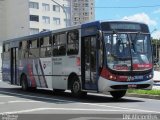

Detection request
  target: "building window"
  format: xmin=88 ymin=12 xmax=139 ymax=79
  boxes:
xmin=53 ymin=17 xmax=60 ymax=25
xmin=42 ymin=16 xmax=50 ymax=24
xmin=42 ymin=3 xmax=50 ymax=11
xmin=30 ymin=15 xmax=39 ymax=22
xmin=85 ymin=3 xmax=89 ymax=7
xmin=30 ymin=28 xmax=39 ymax=35
xmin=84 ymin=12 xmax=89 ymax=16
xmin=29 ymin=2 xmax=39 ymax=9
xmin=53 ymin=5 xmax=60 ymax=12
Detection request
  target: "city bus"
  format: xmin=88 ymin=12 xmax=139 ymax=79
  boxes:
xmin=1 ymin=20 xmax=154 ymax=99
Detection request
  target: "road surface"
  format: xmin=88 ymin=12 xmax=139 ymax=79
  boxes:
xmin=0 ymin=81 xmax=159 ymax=120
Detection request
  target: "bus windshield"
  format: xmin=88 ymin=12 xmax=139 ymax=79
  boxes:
xmin=104 ymin=32 xmax=152 ymax=71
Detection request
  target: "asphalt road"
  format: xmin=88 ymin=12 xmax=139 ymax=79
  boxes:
xmin=0 ymin=80 xmax=160 ymax=120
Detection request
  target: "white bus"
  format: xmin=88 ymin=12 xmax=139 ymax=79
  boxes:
xmin=2 ymin=21 xmax=154 ymax=99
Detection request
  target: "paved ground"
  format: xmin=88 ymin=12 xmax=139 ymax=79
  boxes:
xmin=0 ymin=81 xmax=160 ymax=120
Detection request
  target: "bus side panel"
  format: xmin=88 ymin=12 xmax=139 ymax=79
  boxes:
xmin=32 ymin=59 xmax=41 ymax=87
xmin=19 ymin=58 xmax=52 ymax=89
xmin=19 ymin=59 xmax=36 ymax=88
xmin=39 ymin=58 xmax=52 ymax=89
xmin=52 ymin=56 xmax=68 ymax=90
xmin=2 ymin=57 xmax=11 ymax=82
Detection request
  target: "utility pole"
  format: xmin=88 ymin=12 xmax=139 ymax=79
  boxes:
xmin=151 ymin=28 xmax=157 ymax=59
xmin=51 ymin=0 xmax=67 ymax=27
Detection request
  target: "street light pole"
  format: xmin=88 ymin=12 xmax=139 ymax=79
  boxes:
xmin=156 ymin=38 xmax=158 ymax=59
xmin=151 ymin=28 xmax=158 ymax=59
xmin=51 ymin=0 xmax=67 ymax=27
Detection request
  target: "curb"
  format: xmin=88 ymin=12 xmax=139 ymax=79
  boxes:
xmin=126 ymin=93 xmax=160 ymax=100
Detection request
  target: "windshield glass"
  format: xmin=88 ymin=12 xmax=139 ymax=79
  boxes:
xmin=104 ymin=33 xmax=152 ymax=71
xmin=130 ymin=33 xmax=152 ymax=71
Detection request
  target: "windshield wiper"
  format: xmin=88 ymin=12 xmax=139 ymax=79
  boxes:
xmin=111 ymin=54 xmax=131 ymax=61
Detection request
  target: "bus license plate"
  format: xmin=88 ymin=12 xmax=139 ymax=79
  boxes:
xmin=128 ymin=84 xmax=137 ymax=88
xmin=134 ymin=76 xmax=143 ymax=79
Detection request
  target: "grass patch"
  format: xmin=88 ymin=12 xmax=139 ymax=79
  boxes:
xmin=127 ymin=89 xmax=160 ymax=96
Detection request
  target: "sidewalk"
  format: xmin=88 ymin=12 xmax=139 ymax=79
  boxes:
xmin=153 ymin=70 xmax=160 ymax=83
xmin=153 ymin=70 xmax=160 ymax=90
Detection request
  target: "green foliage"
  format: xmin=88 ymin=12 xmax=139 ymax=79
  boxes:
xmin=127 ymin=89 xmax=160 ymax=95
xmin=152 ymin=39 xmax=160 ymax=45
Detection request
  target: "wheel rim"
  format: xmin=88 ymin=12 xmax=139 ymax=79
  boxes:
xmin=73 ymin=81 xmax=80 ymax=93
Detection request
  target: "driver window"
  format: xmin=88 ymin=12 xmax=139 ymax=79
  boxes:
xmin=116 ymin=34 xmax=130 ymax=57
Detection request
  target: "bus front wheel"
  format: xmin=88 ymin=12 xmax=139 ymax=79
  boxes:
xmin=21 ymin=75 xmax=28 ymax=91
xmin=110 ymin=90 xmax=126 ymax=100
xmin=71 ymin=78 xmax=87 ymax=97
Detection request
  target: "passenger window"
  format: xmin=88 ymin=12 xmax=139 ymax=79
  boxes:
xmin=20 ymin=40 xmax=29 ymax=59
xmin=67 ymin=30 xmax=79 ymax=55
xmin=2 ymin=43 xmax=10 ymax=60
xmin=40 ymin=36 xmax=52 ymax=57
xmin=29 ymin=39 xmax=39 ymax=58
xmin=53 ymin=33 xmax=66 ymax=56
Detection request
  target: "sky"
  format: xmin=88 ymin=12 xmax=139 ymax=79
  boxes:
xmin=95 ymin=0 xmax=160 ymax=39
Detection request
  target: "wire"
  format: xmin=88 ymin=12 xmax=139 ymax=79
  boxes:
xmin=94 ymin=5 xmax=160 ymax=9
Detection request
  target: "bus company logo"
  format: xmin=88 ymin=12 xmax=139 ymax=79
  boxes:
xmin=127 ymin=76 xmax=134 ymax=81
xmin=43 ymin=64 xmax=46 ymax=69
xmin=42 ymin=61 xmax=51 ymax=69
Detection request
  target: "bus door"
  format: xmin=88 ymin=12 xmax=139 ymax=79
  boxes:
xmin=81 ymin=36 xmax=99 ymax=90
xmin=10 ymin=48 xmax=18 ymax=85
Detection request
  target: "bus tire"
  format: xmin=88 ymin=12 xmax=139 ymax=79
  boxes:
xmin=110 ymin=90 xmax=126 ymax=100
xmin=21 ymin=75 xmax=28 ymax=91
xmin=71 ymin=77 xmax=87 ymax=97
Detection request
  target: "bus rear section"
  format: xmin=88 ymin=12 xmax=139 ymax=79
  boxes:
xmin=2 ymin=42 xmax=19 ymax=85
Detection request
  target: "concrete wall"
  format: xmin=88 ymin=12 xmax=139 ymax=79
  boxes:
xmin=0 ymin=0 xmax=6 ymax=45
xmin=4 ymin=0 xmax=30 ymax=40
xmin=0 ymin=0 xmax=30 ymax=69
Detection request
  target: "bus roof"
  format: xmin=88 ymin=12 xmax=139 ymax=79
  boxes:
xmin=3 ymin=25 xmax=81 ymax=44
xmin=3 ymin=20 xmax=149 ymax=44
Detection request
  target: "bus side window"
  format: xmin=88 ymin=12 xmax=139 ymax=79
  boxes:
xmin=53 ymin=35 xmax=59 ymax=56
xmin=29 ymin=39 xmax=39 ymax=58
xmin=2 ymin=43 xmax=10 ymax=60
xmin=53 ymin=33 xmax=66 ymax=56
xmin=40 ymin=36 xmax=52 ymax=58
xmin=3 ymin=45 xmax=5 ymax=53
xmin=67 ymin=30 xmax=79 ymax=55
xmin=19 ymin=42 xmax=22 ymax=59
xmin=20 ymin=40 xmax=28 ymax=59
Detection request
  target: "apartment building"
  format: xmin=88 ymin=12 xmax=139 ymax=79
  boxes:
xmin=0 ymin=0 xmax=71 ymax=42
xmin=29 ymin=0 xmax=71 ymax=34
xmin=71 ymin=0 xmax=95 ymax=25
xmin=0 ymin=0 xmax=95 ymax=69
xmin=0 ymin=0 xmax=95 ymax=42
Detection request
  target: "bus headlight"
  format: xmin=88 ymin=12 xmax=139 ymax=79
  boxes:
xmin=145 ymin=74 xmax=153 ymax=79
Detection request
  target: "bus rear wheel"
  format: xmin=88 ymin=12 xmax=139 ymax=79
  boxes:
xmin=21 ymin=75 xmax=28 ymax=91
xmin=71 ymin=78 xmax=87 ymax=97
xmin=110 ymin=90 xmax=126 ymax=100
